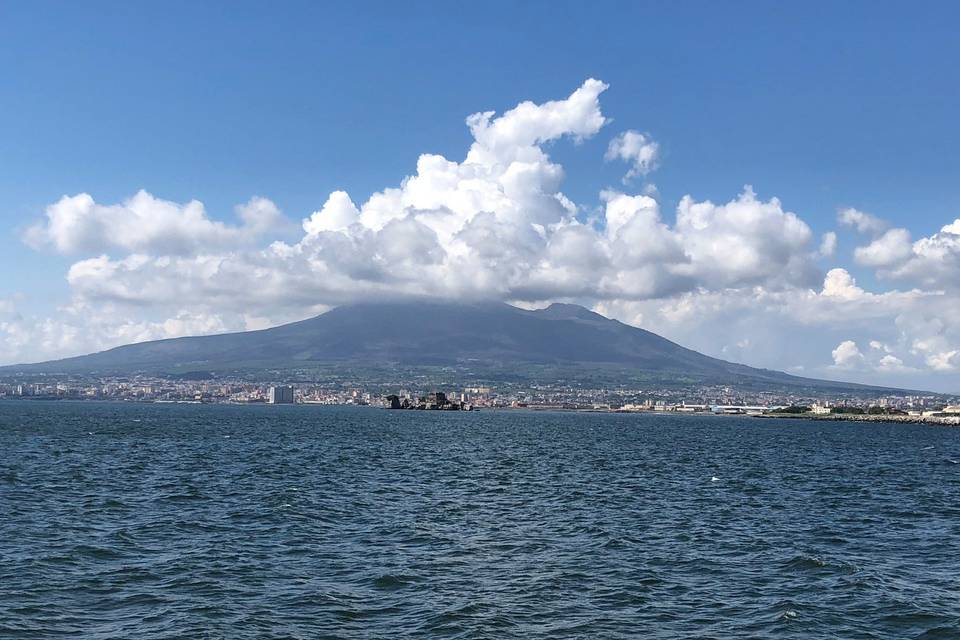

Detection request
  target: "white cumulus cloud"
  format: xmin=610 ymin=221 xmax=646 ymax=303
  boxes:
xmin=819 ymin=231 xmax=838 ymax=257
xmin=24 ymin=191 xmax=286 ymax=256
xmin=37 ymin=81 xmax=824 ymax=315
xmin=838 ymin=207 xmax=888 ymax=236
xmin=832 ymin=340 xmax=865 ymax=369
xmin=605 ymin=130 xmax=660 ymax=182
xmin=872 ymin=219 xmax=960 ymax=290
xmin=854 ymin=228 xmax=913 ymax=268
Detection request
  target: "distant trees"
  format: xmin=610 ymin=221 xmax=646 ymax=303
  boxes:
xmin=770 ymin=404 xmax=911 ymax=417
xmin=777 ymin=405 xmax=810 ymax=414
xmin=830 ymin=406 xmax=865 ymax=415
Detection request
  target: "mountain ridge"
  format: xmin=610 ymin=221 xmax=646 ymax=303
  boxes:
xmin=0 ymin=300 xmax=909 ymax=393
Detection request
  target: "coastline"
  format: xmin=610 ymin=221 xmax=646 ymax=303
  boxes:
xmin=4 ymin=396 xmax=959 ymax=427
xmin=758 ymin=412 xmax=960 ymax=427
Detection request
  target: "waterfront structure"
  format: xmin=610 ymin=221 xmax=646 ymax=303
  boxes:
xmin=383 ymin=390 xmax=473 ymax=411
xmin=268 ymin=385 xmax=294 ymax=404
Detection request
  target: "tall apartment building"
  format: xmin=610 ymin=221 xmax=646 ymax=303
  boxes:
xmin=268 ymin=385 xmax=295 ymax=404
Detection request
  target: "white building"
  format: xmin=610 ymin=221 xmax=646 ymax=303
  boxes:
xmin=810 ymin=403 xmax=831 ymax=415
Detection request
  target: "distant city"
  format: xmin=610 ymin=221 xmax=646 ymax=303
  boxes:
xmin=2 ymin=374 xmax=957 ymax=424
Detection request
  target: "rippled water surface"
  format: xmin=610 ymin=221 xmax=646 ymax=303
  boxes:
xmin=2 ymin=402 xmax=959 ymax=638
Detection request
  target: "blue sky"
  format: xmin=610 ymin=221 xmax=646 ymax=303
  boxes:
xmin=2 ymin=1 xmax=959 ymax=390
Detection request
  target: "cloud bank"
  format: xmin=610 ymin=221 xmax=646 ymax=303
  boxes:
xmin=7 ymin=80 xmax=960 ymax=390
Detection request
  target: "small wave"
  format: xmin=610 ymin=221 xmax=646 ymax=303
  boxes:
xmin=782 ymin=554 xmax=856 ymax=574
xmin=914 ymin=626 xmax=960 ymax=639
xmin=71 ymin=544 xmax=125 ymax=560
xmin=373 ymin=574 xmax=419 ymax=590
xmin=159 ymin=485 xmax=206 ymax=502
xmin=880 ymin=611 xmax=955 ymax=632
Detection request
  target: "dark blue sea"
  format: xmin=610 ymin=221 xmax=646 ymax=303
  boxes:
xmin=1 ymin=402 xmax=959 ymax=639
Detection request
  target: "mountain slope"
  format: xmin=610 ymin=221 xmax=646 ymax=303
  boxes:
xmin=0 ymin=300 xmax=889 ymax=391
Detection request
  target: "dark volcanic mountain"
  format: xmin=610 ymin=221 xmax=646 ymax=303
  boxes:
xmin=2 ymin=301 xmax=888 ymax=392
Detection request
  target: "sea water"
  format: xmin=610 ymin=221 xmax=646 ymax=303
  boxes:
xmin=1 ymin=402 xmax=958 ymax=638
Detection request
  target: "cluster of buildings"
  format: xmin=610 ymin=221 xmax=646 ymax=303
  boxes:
xmin=385 ymin=391 xmax=475 ymax=410
xmin=0 ymin=379 xmax=374 ymax=406
xmin=1 ymin=376 xmax=956 ymax=418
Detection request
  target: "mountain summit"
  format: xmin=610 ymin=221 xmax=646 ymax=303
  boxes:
xmin=3 ymin=301 xmax=888 ymax=392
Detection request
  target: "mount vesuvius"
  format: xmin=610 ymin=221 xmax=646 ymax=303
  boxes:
xmin=0 ymin=301 xmax=902 ymax=394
